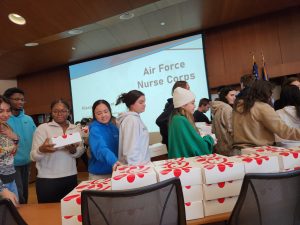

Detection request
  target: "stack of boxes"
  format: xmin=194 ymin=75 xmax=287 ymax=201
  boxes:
xmin=61 ymin=178 xmax=111 ymax=225
xmin=154 ymin=159 xmax=204 ymax=220
xmin=189 ymin=154 xmax=244 ymax=217
xmin=241 ymin=146 xmax=300 ymax=171
xmin=61 ymin=147 xmax=300 ymax=224
xmin=230 ymin=153 xmax=280 ymax=174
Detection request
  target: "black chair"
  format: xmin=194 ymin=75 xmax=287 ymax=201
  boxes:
xmin=228 ymin=170 xmax=300 ymax=225
xmin=81 ymin=177 xmax=186 ymax=225
xmin=0 ymin=199 xmax=27 ymax=225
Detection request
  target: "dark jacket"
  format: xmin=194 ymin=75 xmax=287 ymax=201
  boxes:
xmin=193 ymin=110 xmax=211 ymax=124
xmin=156 ymin=98 xmax=174 ymax=146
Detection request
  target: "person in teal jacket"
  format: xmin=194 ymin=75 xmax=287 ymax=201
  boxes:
xmin=168 ymin=87 xmax=214 ymax=158
xmin=4 ymin=88 xmax=36 ymax=204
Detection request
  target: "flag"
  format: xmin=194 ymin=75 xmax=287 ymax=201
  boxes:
xmin=261 ymin=53 xmax=269 ymax=81
xmin=252 ymin=58 xmax=259 ymax=80
xmin=262 ymin=62 xmax=269 ymax=81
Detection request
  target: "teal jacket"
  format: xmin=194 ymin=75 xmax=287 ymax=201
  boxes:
xmin=7 ymin=110 xmax=36 ymax=166
xmin=168 ymin=115 xmax=214 ymax=158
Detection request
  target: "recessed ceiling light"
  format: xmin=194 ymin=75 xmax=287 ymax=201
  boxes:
xmin=72 ymin=47 xmax=76 ymax=50
xmin=119 ymin=12 xmax=134 ymax=20
xmin=68 ymin=29 xmax=83 ymax=35
xmin=160 ymin=22 xmax=166 ymax=26
xmin=24 ymin=42 xmax=39 ymax=47
xmin=8 ymin=13 xmax=26 ymax=25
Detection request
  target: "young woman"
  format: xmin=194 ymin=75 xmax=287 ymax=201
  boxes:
xmin=168 ymin=87 xmax=214 ymax=158
xmin=31 ymin=99 xmax=84 ymax=203
xmin=156 ymin=81 xmax=190 ymax=149
xmin=116 ymin=90 xmax=150 ymax=165
xmin=0 ymin=95 xmax=19 ymax=206
xmin=275 ymin=85 xmax=300 ymax=147
xmin=211 ymin=87 xmax=236 ymax=156
xmin=233 ymin=80 xmax=300 ymax=151
xmin=88 ymin=100 xmax=120 ymax=180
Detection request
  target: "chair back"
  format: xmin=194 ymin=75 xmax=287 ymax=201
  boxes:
xmin=0 ymin=199 xmax=27 ymax=225
xmin=228 ymin=170 xmax=300 ymax=225
xmin=81 ymin=177 xmax=186 ymax=225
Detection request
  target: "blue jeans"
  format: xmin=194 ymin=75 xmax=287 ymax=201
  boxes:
xmin=4 ymin=180 xmax=19 ymax=201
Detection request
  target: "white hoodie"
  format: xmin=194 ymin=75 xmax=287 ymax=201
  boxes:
xmin=276 ymin=106 xmax=300 ymax=147
xmin=117 ymin=112 xmax=150 ymax=165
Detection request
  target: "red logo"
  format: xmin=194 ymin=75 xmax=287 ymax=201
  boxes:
xmin=113 ymin=166 xmax=151 ymax=183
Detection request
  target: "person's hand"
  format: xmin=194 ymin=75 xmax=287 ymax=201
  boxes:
xmin=38 ymin=139 xmax=56 ymax=153
xmin=112 ymin=161 xmax=122 ymax=171
xmin=65 ymin=143 xmax=79 ymax=154
xmin=1 ymin=188 xmax=19 ymax=207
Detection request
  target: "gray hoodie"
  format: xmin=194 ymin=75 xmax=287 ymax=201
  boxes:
xmin=117 ymin=112 xmax=150 ymax=165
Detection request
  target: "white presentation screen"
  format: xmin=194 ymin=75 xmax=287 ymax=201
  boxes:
xmin=69 ymin=34 xmax=209 ymax=132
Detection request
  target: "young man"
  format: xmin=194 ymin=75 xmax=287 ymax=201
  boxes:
xmin=3 ymin=88 xmax=36 ymax=204
xmin=193 ymin=98 xmax=211 ymax=124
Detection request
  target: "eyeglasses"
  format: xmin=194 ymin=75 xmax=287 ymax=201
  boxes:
xmin=10 ymin=98 xmax=26 ymax=103
xmin=52 ymin=110 xmax=69 ymax=115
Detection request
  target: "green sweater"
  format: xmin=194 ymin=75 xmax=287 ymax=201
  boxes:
xmin=168 ymin=115 xmax=214 ymax=158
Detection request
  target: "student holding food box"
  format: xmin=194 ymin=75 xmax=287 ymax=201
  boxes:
xmin=30 ymin=99 xmax=84 ymax=203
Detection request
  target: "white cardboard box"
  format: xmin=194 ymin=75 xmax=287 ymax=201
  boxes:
xmin=51 ymin=132 xmax=82 ymax=148
xmin=152 ymin=157 xmax=186 ymax=167
xmin=230 ymin=154 xmax=280 ymax=173
xmin=241 ymin=146 xmax=300 ymax=170
xmin=155 ymin=160 xmax=202 ymax=185
xmin=62 ymin=215 xmax=82 ymax=225
xmin=149 ymin=143 xmax=168 ymax=157
xmin=61 ymin=179 xmax=111 ymax=217
xmin=111 ymin=165 xmax=157 ymax=190
xmin=203 ymin=197 xmax=238 ymax=217
xmin=190 ymin=155 xmax=245 ymax=184
xmin=203 ymin=180 xmax=242 ymax=201
xmin=185 ymin=201 xmax=204 ymax=220
xmin=182 ymin=184 xmax=203 ymax=202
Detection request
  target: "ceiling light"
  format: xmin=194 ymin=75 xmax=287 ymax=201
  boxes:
xmin=24 ymin=42 xmax=39 ymax=47
xmin=119 ymin=12 xmax=134 ymax=20
xmin=8 ymin=13 xmax=26 ymax=25
xmin=160 ymin=22 xmax=166 ymax=26
xmin=72 ymin=47 xmax=76 ymax=50
xmin=68 ymin=29 xmax=83 ymax=35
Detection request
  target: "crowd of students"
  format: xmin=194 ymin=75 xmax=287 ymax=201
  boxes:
xmin=1 ymin=75 xmax=300 ymax=205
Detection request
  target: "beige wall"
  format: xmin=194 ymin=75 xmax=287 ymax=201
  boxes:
xmin=0 ymin=80 xmax=17 ymax=94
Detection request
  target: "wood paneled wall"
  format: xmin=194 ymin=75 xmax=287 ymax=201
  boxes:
xmin=204 ymin=7 xmax=300 ymax=88
xmin=17 ymin=66 xmax=71 ymax=115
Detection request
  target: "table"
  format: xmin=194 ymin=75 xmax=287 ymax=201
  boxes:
xmin=18 ymin=203 xmax=230 ymax=225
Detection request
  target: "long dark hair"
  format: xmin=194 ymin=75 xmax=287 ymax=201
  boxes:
xmin=48 ymin=99 xmax=71 ymax=122
xmin=116 ymin=90 xmax=144 ymax=108
xmin=280 ymin=85 xmax=300 ymax=119
xmin=92 ymin=99 xmax=112 ymax=121
xmin=219 ymin=86 xmax=235 ymax=105
xmin=234 ymin=80 xmax=274 ymax=113
xmin=0 ymin=95 xmax=11 ymax=106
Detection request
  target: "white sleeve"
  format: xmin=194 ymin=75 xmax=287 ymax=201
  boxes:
xmin=30 ymin=125 xmax=48 ymax=162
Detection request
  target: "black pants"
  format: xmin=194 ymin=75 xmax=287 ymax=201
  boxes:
xmin=36 ymin=175 xmax=77 ymax=203
xmin=15 ymin=164 xmax=30 ymax=204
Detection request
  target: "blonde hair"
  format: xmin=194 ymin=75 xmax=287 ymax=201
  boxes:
xmin=171 ymin=107 xmax=198 ymax=132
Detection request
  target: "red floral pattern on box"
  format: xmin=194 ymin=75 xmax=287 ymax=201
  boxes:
xmin=200 ymin=158 xmax=234 ymax=173
xmin=193 ymin=154 xmax=227 ymax=164
xmin=235 ymin=154 xmax=270 ymax=165
xmin=159 ymin=161 xmax=192 ymax=177
xmin=75 ymin=178 xmax=111 ymax=191
xmin=113 ymin=165 xmax=152 ymax=183
xmin=63 ymin=215 xmax=82 ymax=222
